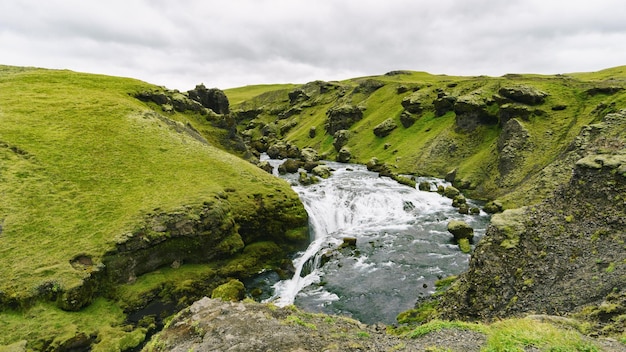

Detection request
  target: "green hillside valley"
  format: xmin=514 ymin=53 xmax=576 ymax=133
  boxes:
xmin=1 ymin=64 xmax=625 ymax=351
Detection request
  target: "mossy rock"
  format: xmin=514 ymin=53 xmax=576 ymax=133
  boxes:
xmin=458 ymin=238 xmax=471 ymax=253
xmin=447 ymin=220 xmax=474 ymax=242
xmin=451 ymin=195 xmax=467 ymax=207
xmin=418 ymin=181 xmax=432 ymax=191
xmin=444 ymin=186 xmax=461 ymax=199
xmin=373 ymin=118 xmax=398 ymax=137
xmin=483 ymin=200 xmax=504 ymax=214
xmin=312 ymin=165 xmax=332 ymax=179
xmin=211 ymin=279 xmax=245 ymax=302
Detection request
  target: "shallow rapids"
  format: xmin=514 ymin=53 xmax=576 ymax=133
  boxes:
xmin=262 ymin=158 xmax=490 ymax=324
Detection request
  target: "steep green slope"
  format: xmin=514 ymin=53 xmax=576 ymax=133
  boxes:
xmin=0 ymin=66 xmax=307 ymax=350
xmin=227 ymin=67 xmax=626 ymax=208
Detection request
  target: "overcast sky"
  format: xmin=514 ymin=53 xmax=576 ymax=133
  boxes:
xmin=1 ymin=0 xmax=626 ymax=90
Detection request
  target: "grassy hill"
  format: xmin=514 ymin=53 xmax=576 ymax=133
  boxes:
xmin=226 ymin=67 xmax=626 ymax=208
xmin=0 ymin=66 xmax=307 ymax=350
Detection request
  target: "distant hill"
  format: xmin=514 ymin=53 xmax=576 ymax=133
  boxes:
xmin=225 ymin=66 xmax=626 ymax=208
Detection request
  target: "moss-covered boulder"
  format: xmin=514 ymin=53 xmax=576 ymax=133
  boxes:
xmin=267 ymin=141 xmax=301 ymax=159
xmin=278 ymin=159 xmax=302 ymax=174
xmin=373 ymin=118 xmax=398 ymax=137
xmin=300 ymin=147 xmax=320 ymax=163
xmin=336 ymin=147 xmax=352 ymax=163
xmin=399 ymin=111 xmax=418 ymax=128
xmin=418 ymin=181 xmax=432 ymax=191
xmin=444 ymin=185 xmax=461 ymax=199
xmin=333 ymin=129 xmax=352 ymax=152
xmin=312 ymin=165 xmax=332 ymax=179
xmin=447 ymin=220 xmax=474 ymax=242
xmin=187 ymin=84 xmax=230 ymax=114
xmin=401 ymin=92 xmax=424 ymax=114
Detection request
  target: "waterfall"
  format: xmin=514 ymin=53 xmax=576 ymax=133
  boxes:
xmin=262 ymin=158 xmax=490 ymax=323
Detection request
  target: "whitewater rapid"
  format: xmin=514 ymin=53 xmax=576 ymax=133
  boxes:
xmin=262 ymin=158 xmax=490 ymax=323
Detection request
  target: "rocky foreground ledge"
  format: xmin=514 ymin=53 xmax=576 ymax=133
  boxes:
xmin=142 ymin=298 xmax=626 ymax=352
xmin=142 ymin=297 xmax=486 ymax=352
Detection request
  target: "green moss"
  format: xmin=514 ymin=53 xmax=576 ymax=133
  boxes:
xmin=211 ymin=279 xmax=245 ymax=302
xmin=397 ymin=301 xmax=438 ymax=325
xmin=458 ymin=238 xmax=471 ymax=253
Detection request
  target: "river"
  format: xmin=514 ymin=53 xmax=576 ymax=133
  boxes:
xmin=256 ymin=157 xmax=490 ymax=324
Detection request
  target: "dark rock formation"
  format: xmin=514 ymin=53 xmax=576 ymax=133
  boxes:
xmin=288 ymin=88 xmax=309 ymax=105
xmin=498 ymin=103 xmax=533 ymax=126
xmin=278 ymin=159 xmax=302 ymax=174
xmin=433 ymin=90 xmax=457 ymax=117
xmin=498 ymin=85 xmax=548 ymax=105
xmin=419 ymin=181 xmax=432 ymax=191
xmin=257 ymin=161 xmax=273 ymax=174
xmin=401 ymin=92 xmax=424 ymax=114
xmin=366 ymin=157 xmax=393 ymax=177
xmin=325 ymin=104 xmax=364 ymax=135
xmin=454 ymin=94 xmax=498 ymax=130
xmin=336 ymin=147 xmax=352 ymax=163
xmin=333 ymin=129 xmax=352 ymax=152
xmin=399 ymin=111 xmax=418 ymax=128
xmin=497 ymin=118 xmax=531 ymax=177
xmin=373 ymin=118 xmax=398 ymax=137
xmin=267 ymin=141 xmax=300 ymax=159
xmin=187 ymin=84 xmax=230 ymax=114
xmin=585 ymin=86 xmax=624 ymax=96
xmin=354 ymin=79 xmax=385 ymax=94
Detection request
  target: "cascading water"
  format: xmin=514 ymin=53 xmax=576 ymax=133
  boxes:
xmin=261 ymin=157 xmax=490 ymax=324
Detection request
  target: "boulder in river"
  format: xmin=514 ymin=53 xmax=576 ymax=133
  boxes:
xmin=447 ymin=220 xmax=474 ymax=242
xmin=312 ymin=165 xmax=332 ymax=179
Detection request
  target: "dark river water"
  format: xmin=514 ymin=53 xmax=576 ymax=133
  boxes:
xmin=259 ymin=157 xmax=490 ymax=324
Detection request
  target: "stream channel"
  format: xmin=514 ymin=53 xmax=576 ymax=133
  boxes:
xmin=250 ymin=156 xmax=490 ymax=324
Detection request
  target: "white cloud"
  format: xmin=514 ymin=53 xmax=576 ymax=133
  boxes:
xmin=1 ymin=0 xmax=625 ymax=90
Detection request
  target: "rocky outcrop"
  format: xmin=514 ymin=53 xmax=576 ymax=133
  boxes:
xmin=278 ymin=159 xmax=302 ymax=174
xmin=332 ymin=129 xmax=352 ymax=152
xmin=187 ymin=84 xmax=230 ymax=114
xmin=401 ymin=91 xmax=425 ymax=114
xmin=454 ymin=94 xmax=498 ymax=130
xmin=498 ymin=103 xmax=532 ymax=126
xmin=497 ymin=118 xmax=531 ymax=177
xmin=144 ymin=298 xmax=487 ymax=352
xmin=373 ymin=118 xmax=398 ymax=137
xmin=498 ymin=85 xmax=548 ymax=105
xmin=437 ymin=152 xmax=626 ymax=326
xmin=433 ymin=90 xmax=457 ymax=117
xmin=399 ymin=111 xmax=418 ymax=128
xmin=336 ymin=147 xmax=352 ymax=163
xmin=266 ymin=140 xmax=300 ymax=159
xmin=325 ymin=104 xmax=364 ymax=135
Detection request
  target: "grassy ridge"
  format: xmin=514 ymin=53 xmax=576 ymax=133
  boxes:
xmin=0 ymin=66 xmax=304 ymax=348
xmin=226 ymin=67 xmax=626 ymax=207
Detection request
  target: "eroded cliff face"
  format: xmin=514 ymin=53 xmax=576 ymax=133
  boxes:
xmin=436 ymin=112 xmax=626 ymax=335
